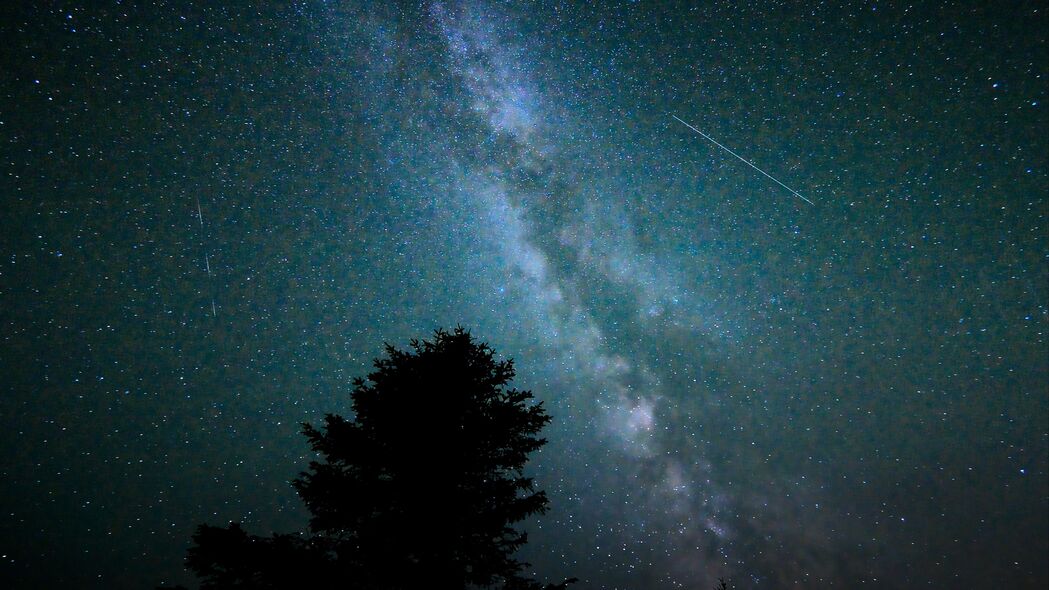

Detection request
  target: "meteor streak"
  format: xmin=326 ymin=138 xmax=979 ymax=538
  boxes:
xmin=672 ymin=114 xmax=814 ymax=205
xmin=194 ymin=197 xmax=218 ymax=318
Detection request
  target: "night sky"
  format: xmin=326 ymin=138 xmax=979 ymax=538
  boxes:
xmin=1 ymin=1 xmax=1047 ymax=588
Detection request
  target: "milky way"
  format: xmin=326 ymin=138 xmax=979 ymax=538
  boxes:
xmin=1 ymin=2 xmax=1046 ymax=589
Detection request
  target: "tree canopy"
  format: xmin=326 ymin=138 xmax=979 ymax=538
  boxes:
xmin=172 ymin=327 xmax=574 ymax=590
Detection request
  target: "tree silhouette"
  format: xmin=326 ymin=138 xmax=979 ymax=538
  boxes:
xmin=174 ymin=327 xmax=574 ymax=590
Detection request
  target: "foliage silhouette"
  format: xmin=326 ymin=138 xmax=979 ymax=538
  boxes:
xmin=170 ymin=327 xmax=574 ymax=590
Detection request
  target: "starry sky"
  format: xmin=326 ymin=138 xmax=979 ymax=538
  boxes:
xmin=1 ymin=1 xmax=1046 ymax=588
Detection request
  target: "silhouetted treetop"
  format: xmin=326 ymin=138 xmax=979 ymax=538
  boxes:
xmin=294 ymin=327 xmax=556 ymax=588
xmin=174 ymin=327 xmax=573 ymax=590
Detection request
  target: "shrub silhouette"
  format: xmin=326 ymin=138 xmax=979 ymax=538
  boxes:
xmin=171 ymin=327 xmax=574 ymax=590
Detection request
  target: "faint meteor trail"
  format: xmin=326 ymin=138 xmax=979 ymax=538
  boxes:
xmin=672 ymin=114 xmax=814 ymax=205
xmin=195 ymin=197 xmax=217 ymax=317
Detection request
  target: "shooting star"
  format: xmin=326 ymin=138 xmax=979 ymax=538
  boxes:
xmin=672 ymin=114 xmax=814 ymax=205
xmin=195 ymin=198 xmax=218 ymax=318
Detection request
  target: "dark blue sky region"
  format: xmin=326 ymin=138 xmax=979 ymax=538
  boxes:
xmin=1 ymin=2 xmax=1046 ymax=588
